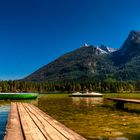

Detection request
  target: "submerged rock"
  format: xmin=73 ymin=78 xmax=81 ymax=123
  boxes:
xmin=111 ymin=132 xmax=123 ymax=135
xmin=88 ymin=136 xmax=103 ymax=140
xmin=109 ymin=137 xmax=128 ymax=140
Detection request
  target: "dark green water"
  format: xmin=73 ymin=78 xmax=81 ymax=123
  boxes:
xmin=1 ymin=94 xmax=140 ymax=140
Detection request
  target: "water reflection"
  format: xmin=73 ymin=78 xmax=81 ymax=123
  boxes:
xmin=35 ymin=94 xmax=140 ymax=140
xmin=0 ymin=94 xmax=140 ymax=140
xmin=0 ymin=105 xmax=10 ymax=140
xmin=71 ymin=97 xmax=103 ymax=106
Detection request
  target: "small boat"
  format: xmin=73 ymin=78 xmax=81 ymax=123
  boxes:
xmin=69 ymin=92 xmax=103 ymax=97
xmin=0 ymin=93 xmax=38 ymax=100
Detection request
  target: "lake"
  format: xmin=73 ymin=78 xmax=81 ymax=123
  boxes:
xmin=1 ymin=94 xmax=140 ymax=140
xmin=0 ymin=104 xmax=10 ymax=140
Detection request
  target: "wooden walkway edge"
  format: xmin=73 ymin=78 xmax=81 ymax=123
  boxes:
xmin=4 ymin=103 xmax=24 ymax=140
xmin=4 ymin=103 xmax=86 ymax=140
xmin=107 ymin=98 xmax=140 ymax=109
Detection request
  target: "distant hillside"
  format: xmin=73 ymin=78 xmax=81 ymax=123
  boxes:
xmin=24 ymin=31 xmax=140 ymax=82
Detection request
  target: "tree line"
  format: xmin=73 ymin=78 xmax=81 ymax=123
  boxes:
xmin=0 ymin=80 xmax=140 ymax=93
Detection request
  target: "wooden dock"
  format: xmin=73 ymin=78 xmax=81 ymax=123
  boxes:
xmin=4 ymin=103 xmax=86 ymax=140
xmin=107 ymin=98 xmax=140 ymax=109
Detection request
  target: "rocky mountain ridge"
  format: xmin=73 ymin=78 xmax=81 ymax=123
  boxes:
xmin=24 ymin=30 xmax=140 ymax=82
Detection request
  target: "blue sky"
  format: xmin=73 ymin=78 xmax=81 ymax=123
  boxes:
xmin=0 ymin=0 xmax=140 ymax=80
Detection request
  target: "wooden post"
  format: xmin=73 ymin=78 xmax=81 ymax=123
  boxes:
xmin=115 ymin=101 xmax=124 ymax=109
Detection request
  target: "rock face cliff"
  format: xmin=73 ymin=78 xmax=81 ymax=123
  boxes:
xmin=24 ymin=31 xmax=140 ymax=82
xmin=113 ymin=31 xmax=140 ymax=65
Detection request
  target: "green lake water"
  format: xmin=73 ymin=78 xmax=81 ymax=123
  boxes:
xmin=1 ymin=94 xmax=140 ymax=140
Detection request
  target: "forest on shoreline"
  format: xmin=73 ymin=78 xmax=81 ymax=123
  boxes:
xmin=0 ymin=80 xmax=140 ymax=93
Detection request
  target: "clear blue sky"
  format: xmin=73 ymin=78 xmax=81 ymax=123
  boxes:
xmin=0 ymin=0 xmax=140 ymax=80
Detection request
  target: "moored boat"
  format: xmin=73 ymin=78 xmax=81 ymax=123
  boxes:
xmin=0 ymin=93 xmax=38 ymax=100
xmin=69 ymin=92 xmax=103 ymax=97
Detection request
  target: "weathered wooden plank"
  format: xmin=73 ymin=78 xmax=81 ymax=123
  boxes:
xmin=5 ymin=102 xmax=86 ymax=140
xmin=107 ymin=98 xmax=140 ymax=109
xmin=23 ymin=103 xmax=67 ymax=140
xmin=4 ymin=103 xmax=23 ymax=140
xmin=26 ymin=103 xmax=86 ymax=140
xmin=107 ymin=98 xmax=140 ymax=104
xmin=17 ymin=103 xmax=46 ymax=140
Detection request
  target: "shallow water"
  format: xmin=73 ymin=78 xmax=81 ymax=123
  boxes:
xmin=0 ymin=105 xmax=10 ymax=140
xmin=33 ymin=94 xmax=140 ymax=140
xmin=1 ymin=94 xmax=140 ymax=140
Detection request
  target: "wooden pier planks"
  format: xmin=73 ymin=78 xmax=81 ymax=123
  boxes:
xmin=4 ymin=103 xmax=87 ymax=140
xmin=24 ymin=103 xmax=86 ymax=140
xmin=107 ymin=98 xmax=140 ymax=104
xmin=4 ymin=103 xmax=23 ymax=140
xmin=107 ymin=98 xmax=140 ymax=109
xmin=18 ymin=103 xmax=46 ymax=140
xmin=23 ymin=103 xmax=67 ymax=140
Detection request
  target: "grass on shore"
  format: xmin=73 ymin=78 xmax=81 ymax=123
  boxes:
xmin=103 ymin=93 xmax=140 ymax=99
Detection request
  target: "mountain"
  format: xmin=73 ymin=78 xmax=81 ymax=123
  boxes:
xmin=24 ymin=45 xmax=115 ymax=82
xmin=99 ymin=44 xmax=116 ymax=53
xmin=112 ymin=31 xmax=140 ymax=65
xmin=112 ymin=31 xmax=140 ymax=80
xmin=24 ymin=31 xmax=140 ymax=82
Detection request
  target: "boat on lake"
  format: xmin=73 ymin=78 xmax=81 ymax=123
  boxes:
xmin=69 ymin=92 xmax=103 ymax=97
xmin=0 ymin=93 xmax=38 ymax=100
